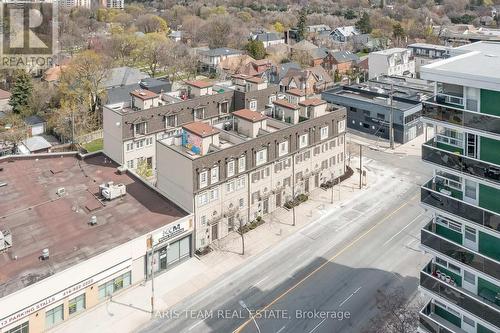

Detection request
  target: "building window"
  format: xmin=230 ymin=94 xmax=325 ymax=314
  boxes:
xmin=127 ymin=160 xmax=135 ymax=169
xmin=268 ymin=95 xmax=276 ymax=105
xmin=226 ymin=180 xmax=235 ymax=193
xmin=146 ymin=137 xmax=153 ymax=146
xmin=194 ymin=107 xmax=205 ymax=120
xmin=126 ymin=143 xmax=134 ymax=151
xmin=45 ymin=304 xmax=64 ymax=329
xmin=134 ymin=122 xmax=147 ymax=136
xmin=200 ymin=215 xmax=206 ymax=226
xmin=239 ymin=198 xmax=244 ymax=208
xmin=211 ymin=166 xmax=219 ymax=184
xmin=238 ymin=156 xmax=246 ymax=172
xmin=199 ymin=171 xmax=208 ymax=188
xmin=256 ymin=148 xmax=267 ymax=166
xmin=227 ymin=160 xmax=235 ymax=177
xmin=249 ymin=100 xmax=257 ymax=111
xmin=236 ymin=176 xmax=246 ymax=190
xmin=68 ymin=294 xmax=86 ymax=316
xmin=209 ymin=188 xmax=219 ymax=201
xmin=98 ymin=272 xmax=131 ymax=301
xmin=278 ymin=141 xmax=289 ymax=157
xmin=299 ymin=133 xmax=308 ymax=148
xmin=166 ymin=115 xmax=177 ymax=128
xmin=320 ymin=126 xmax=328 ymax=140
xmin=219 ymin=101 xmax=229 ymax=114
xmin=338 ymin=120 xmax=346 ymax=133
xmin=6 ymin=322 xmax=28 ymax=333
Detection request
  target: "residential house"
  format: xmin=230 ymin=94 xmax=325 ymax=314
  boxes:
xmin=324 ymin=51 xmax=359 ymax=74
xmin=104 ymin=67 xmax=150 ymax=89
xmin=250 ymin=31 xmax=285 ymax=48
xmin=199 ymin=48 xmax=244 ymax=73
xmin=407 ymin=43 xmax=450 ymax=78
xmin=330 ymin=26 xmax=360 ymax=43
xmin=418 ymin=41 xmax=500 ymax=333
xmin=155 ymin=103 xmax=347 ymax=249
xmin=290 ymin=40 xmax=328 ymax=67
xmin=352 ymin=34 xmax=387 ymax=52
xmin=270 ymin=62 xmax=302 ymax=85
xmin=368 ymin=48 xmax=415 ymax=79
xmin=279 ymin=66 xmax=333 ymax=95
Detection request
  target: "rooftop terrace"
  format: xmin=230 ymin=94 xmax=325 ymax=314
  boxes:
xmin=0 ymin=153 xmax=187 ymax=297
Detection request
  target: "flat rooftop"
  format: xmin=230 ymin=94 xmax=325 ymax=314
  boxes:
xmin=371 ymin=48 xmax=408 ymax=55
xmin=421 ymin=42 xmax=500 ymax=89
xmin=0 ymin=153 xmax=188 ymax=297
xmin=323 ymin=87 xmax=419 ymax=111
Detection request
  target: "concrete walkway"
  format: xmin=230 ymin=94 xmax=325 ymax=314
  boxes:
xmin=49 ymin=138 xmax=417 ymax=333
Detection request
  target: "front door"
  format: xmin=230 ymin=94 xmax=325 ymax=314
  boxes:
xmin=159 ymin=249 xmax=167 ymax=271
xmin=463 ymin=179 xmax=478 ymax=205
xmin=304 ymin=178 xmax=309 ymax=193
xmin=315 ymin=174 xmax=319 ymax=188
xmin=211 ymin=224 xmax=218 ymax=241
xmin=462 ymin=269 xmax=477 ymax=294
xmin=464 ymin=226 xmax=478 ymax=251
xmin=276 ymin=192 xmax=281 ymax=207
xmin=263 ymin=199 xmax=269 ymax=214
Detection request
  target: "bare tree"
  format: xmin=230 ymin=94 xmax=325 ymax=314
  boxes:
xmin=366 ymin=287 xmax=421 ymax=333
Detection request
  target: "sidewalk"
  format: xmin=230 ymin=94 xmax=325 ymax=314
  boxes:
xmin=347 ymin=127 xmax=433 ymax=157
xmin=50 ymin=159 xmax=369 ymax=333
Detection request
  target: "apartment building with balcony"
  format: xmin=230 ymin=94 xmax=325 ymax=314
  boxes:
xmin=418 ymin=42 xmax=500 ymax=333
xmin=407 ymin=43 xmax=450 ymax=78
xmin=155 ymin=101 xmax=347 ymax=250
xmin=368 ymin=48 xmax=415 ymax=79
xmin=102 ymin=79 xmax=278 ymax=173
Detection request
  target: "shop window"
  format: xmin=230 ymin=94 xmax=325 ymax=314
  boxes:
xmin=98 ymin=272 xmax=131 ymax=301
xmin=6 ymin=322 xmax=29 ymax=333
xmin=45 ymin=304 xmax=64 ymax=329
xmin=68 ymin=294 xmax=86 ymax=316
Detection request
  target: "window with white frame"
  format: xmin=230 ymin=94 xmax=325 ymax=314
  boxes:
xmin=211 ymin=166 xmax=219 ymax=184
xmin=279 ymin=141 xmax=289 ymax=157
xmin=239 ymin=198 xmax=244 ymax=208
xmin=249 ymin=100 xmax=257 ymax=111
xmin=166 ymin=115 xmax=177 ymax=128
xmin=200 ymin=215 xmax=206 ymax=226
xmin=268 ymin=95 xmax=277 ymax=105
xmin=199 ymin=171 xmax=208 ymax=188
xmin=338 ymin=120 xmax=346 ymax=133
xmin=236 ymin=176 xmax=246 ymax=190
xmin=299 ymin=133 xmax=308 ymax=148
xmin=226 ymin=181 xmax=235 ymax=193
xmin=134 ymin=122 xmax=146 ymax=136
xmin=126 ymin=142 xmax=134 ymax=151
xmin=198 ymin=192 xmax=208 ymax=206
xmin=6 ymin=322 xmax=28 ymax=333
xmin=68 ymin=294 xmax=85 ymax=316
xmin=210 ymin=188 xmax=219 ymax=201
xmin=127 ymin=160 xmax=134 ymax=169
xmin=46 ymin=304 xmax=64 ymax=329
xmin=238 ymin=156 xmax=246 ymax=172
xmin=227 ymin=160 xmax=235 ymax=177
xmin=256 ymin=148 xmax=267 ymax=166
xmin=320 ymin=126 xmax=329 ymax=140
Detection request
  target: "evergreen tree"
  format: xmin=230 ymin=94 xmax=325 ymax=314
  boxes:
xmin=297 ymin=8 xmax=307 ymax=41
xmin=392 ymin=22 xmax=406 ymax=47
xmin=9 ymin=70 xmax=33 ymax=114
xmin=355 ymin=12 xmax=372 ymax=34
xmin=245 ymin=40 xmax=266 ymax=60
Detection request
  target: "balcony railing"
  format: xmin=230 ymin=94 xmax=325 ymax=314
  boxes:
xmin=422 ymin=139 xmax=500 ymax=186
xmin=422 ymin=97 xmax=500 ymax=137
xmin=420 ymin=260 xmax=500 ymax=328
xmin=419 ymin=301 xmax=458 ymax=333
xmin=421 ymin=220 xmax=500 ymax=280
xmin=421 ymin=179 xmax=500 ymax=232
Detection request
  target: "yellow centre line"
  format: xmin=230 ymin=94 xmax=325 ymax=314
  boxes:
xmin=233 ymin=192 xmax=420 ymax=333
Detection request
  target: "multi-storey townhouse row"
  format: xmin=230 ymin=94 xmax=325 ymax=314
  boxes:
xmin=418 ymin=42 xmax=500 ymax=333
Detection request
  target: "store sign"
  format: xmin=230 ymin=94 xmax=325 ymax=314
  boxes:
xmin=153 ymin=219 xmax=191 ymax=246
xmin=0 ymin=260 xmax=130 ymax=329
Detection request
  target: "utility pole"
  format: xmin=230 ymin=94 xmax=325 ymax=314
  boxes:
xmin=292 ymin=151 xmax=296 ymax=227
xmin=239 ymin=217 xmax=245 ymax=255
xmin=389 ymin=83 xmax=395 ymax=150
xmin=359 ymin=144 xmax=362 ymax=189
xmin=330 ymin=170 xmax=335 ymax=204
xmin=150 ymin=240 xmax=155 ymax=317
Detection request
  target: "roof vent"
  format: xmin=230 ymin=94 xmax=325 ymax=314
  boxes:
xmin=41 ymin=248 xmax=49 ymax=260
xmin=56 ymin=187 xmax=66 ymax=196
xmin=89 ymin=216 xmax=97 ymax=226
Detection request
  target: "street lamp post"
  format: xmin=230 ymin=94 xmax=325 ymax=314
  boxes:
xmin=330 ymin=170 xmax=335 ymax=204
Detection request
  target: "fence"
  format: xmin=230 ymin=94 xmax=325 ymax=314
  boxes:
xmin=75 ymin=129 xmax=103 ymax=144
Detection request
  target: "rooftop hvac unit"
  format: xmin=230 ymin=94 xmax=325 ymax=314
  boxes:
xmin=99 ymin=182 xmax=126 ymax=200
xmin=89 ymin=216 xmax=97 ymax=226
xmin=56 ymin=187 xmax=66 ymax=196
xmin=41 ymin=248 xmax=49 ymax=260
xmin=117 ymin=165 xmax=127 ymax=175
xmin=0 ymin=230 xmax=12 ymax=251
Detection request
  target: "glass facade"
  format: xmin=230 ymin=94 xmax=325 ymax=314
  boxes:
xmin=45 ymin=304 xmax=64 ymax=329
xmin=98 ymin=271 xmax=131 ymax=301
xmin=153 ymin=236 xmax=191 ymax=275
xmin=6 ymin=322 xmax=29 ymax=333
xmin=68 ymin=294 xmax=86 ymax=316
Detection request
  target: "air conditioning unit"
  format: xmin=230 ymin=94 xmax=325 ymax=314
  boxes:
xmin=99 ymin=182 xmax=126 ymax=200
xmin=56 ymin=187 xmax=66 ymax=196
xmin=117 ymin=165 xmax=127 ymax=174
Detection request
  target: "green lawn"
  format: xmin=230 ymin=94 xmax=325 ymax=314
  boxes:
xmin=83 ymin=138 xmax=103 ymax=152
xmin=356 ymin=51 xmax=369 ymax=57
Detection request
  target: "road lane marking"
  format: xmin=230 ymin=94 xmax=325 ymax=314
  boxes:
xmin=338 ymin=287 xmax=362 ymax=308
xmin=276 ymin=325 xmax=287 ymax=333
xmin=233 ymin=192 xmax=420 ymax=333
xmin=188 ymin=319 xmax=205 ymax=331
xmin=308 ymin=318 xmax=327 ymax=333
xmin=253 ymin=276 xmax=269 ymax=287
xmin=382 ymin=212 xmax=424 ymax=246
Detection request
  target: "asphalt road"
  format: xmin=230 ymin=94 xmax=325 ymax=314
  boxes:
xmin=140 ymin=141 xmax=432 ymax=333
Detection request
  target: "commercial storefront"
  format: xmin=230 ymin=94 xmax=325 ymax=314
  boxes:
xmin=148 ymin=218 xmax=193 ymax=276
xmin=0 ymin=216 xmax=193 ymax=333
